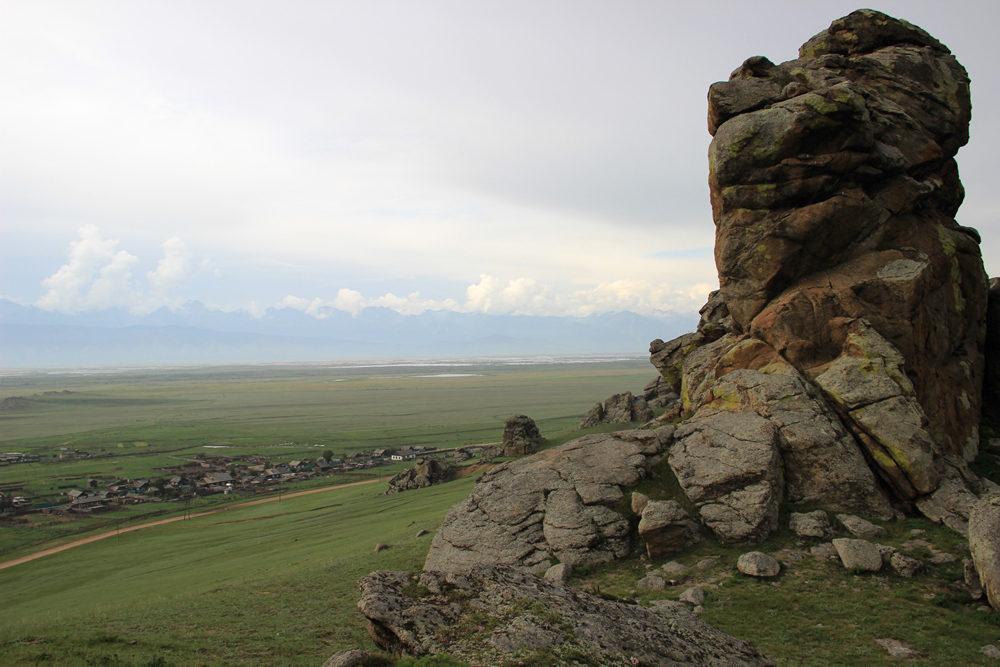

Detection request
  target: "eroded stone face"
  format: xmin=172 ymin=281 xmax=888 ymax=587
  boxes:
xmin=706 ymin=9 xmax=986 ymax=460
xmin=423 ymin=427 xmax=674 ymax=573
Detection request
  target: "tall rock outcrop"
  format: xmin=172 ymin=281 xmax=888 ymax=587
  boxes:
xmin=647 ymin=9 xmax=992 ymax=541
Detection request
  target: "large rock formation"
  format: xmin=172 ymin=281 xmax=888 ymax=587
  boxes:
xmin=499 ymin=414 xmax=543 ymax=457
xmin=385 ymin=458 xmax=452 ymax=494
xmin=358 ymin=566 xmax=774 ymax=666
xmin=579 ymin=391 xmax=654 ymax=428
xmin=424 ymin=427 xmax=673 ymax=573
xmin=646 ymin=9 xmax=992 ymax=542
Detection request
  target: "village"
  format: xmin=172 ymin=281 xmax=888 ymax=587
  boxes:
xmin=0 ymin=444 xmax=481 ymax=517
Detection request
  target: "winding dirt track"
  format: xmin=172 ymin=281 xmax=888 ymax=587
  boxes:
xmin=0 ymin=478 xmax=382 ymax=571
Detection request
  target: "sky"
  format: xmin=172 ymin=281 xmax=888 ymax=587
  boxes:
xmin=2 ymin=0 xmax=998 ymax=319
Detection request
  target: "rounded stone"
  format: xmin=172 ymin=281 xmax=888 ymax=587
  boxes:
xmin=737 ymin=551 xmax=781 ymax=577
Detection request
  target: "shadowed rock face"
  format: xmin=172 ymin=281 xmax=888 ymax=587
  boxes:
xmin=707 ymin=9 xmax=987 ymax=461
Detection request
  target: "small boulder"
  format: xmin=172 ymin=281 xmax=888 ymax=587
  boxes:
xmin=661 ymin=561 xmax=687 ymax=575
xmin=544 ymin=563 xmax=572 ymax=585
xmin=789 ymin=511 xmax=834 ymax=539
xmin=970 ymin=494 xmax=1000 ymax=608
xmin=374 ymin=543 xmax=389 ymax=553
xmin=501 ymin=415 xmax=544 ymax=457
xmin=832 ymin=538 xmax=882 ymax=572
xmin=679 ymin=586 xmax=706 ymax=605
xmin=631 ymin=491 xmax=650 ymax=516
xmin=636 ymin=574 xmax=667 ymax=590
xmin=981 ymin=645 xmax=1000 ymax=659
xmin=415 ymin=529 xmax=430 ymax=538
xmin=836 ymin=514 xmax=887 ymax=539
xmin=737 ymin=552 xmax=781 ymax=578
xmin=638 ymin=500 xmax=700 ymax=559
xmin=322 ymin=649 xmax=368 ymax=667
xmin=889 ymin=552 xmax=923 ymax=578
xmin=810 ymin=543 xmax=837 ymax=559
xmin=874 ymin=639 xmax=920 ymax=659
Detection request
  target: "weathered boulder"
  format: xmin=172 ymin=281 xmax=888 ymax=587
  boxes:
xmin=836 ymin=514 xmax=887 ymax=540
xmin=424 ymin=427 xmax=674 ymax=574
xmin=321 ymin=649 xmax=368 ymax=667
xmin=452 ymin=448 xmax=472 ymax=463
xmin=737 ymin=552 xmax=781 ymax=577
xmin=499 ymin=415 xmax=543 ymax=457
xmin=832 ymin=538 xmax=882 ymax=572
xmin=670 ymin=407 xmax=783 ymax=543
xmin=969 ymin=494 xmax=1000 ymax=609
xmin=385 ymin=457 xmax=452 ymax=494
xmin=638 ymin=500 xmax=701 ymax=559
xmin=358 ymin=566 xmax=774 ymax=666
xmin=578 ymin=391 xmax=653 ymax=428
xmin=679 ymin=586 xmax=706 ymax=606
xmin=789 ymin=511 xmax=835 ymax=540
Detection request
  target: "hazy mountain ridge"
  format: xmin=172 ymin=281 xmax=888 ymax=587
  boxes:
xmin=0 ymin=299 xmax=697 ymax=367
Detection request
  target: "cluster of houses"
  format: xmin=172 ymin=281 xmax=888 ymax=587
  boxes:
xmin=24 ymin=446 xmax=449 ymax=515
xmin=0 ymin=452 xmax=41 ymax=466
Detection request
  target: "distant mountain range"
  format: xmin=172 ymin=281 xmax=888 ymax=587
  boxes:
xmin=0 ymin=299 xmax=697 ymax=368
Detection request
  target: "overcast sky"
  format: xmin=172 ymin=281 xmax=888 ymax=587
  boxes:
xmin=3 ymin=0 xmax=998 ymax=319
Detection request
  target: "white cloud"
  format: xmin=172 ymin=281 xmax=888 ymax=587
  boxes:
xmin=35 ymin=226 xmax=201 ymax=314
xmin=281 ymin=275 xmax=712 ymax=320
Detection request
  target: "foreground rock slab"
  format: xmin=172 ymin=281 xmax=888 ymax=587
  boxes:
xmin=358 ymin=566 xmax=774 ymax=667
xmin=970 ymin=494 xmax=1000 ymax=609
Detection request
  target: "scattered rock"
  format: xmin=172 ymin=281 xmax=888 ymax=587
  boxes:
xmin=737 ymin=552 xmax=781 ymax=578
xmin=661 ymin=561 xmax=687 ymax=575
xmin=889 ymin=552 xmax=923 ymax=578
xmin=631 ymin=491 xmax=650 ymax=516
xmin=543 ymin=563 xmax=571 ymax=585
xmin=500 ymin=415 xmax=544 ymax=457
xmin=638 ymin=500 xmax=701 ymax=559
xmin=452 ymin=449 xmax=472 ymax=463
xmin=637 ymin=574 xmax=667 ymax=591
xmin=930 ymin=553 xmax=957 ymax=565
xmin=359 ymin=567 xmax=773 ymax=666
xmin=415 ymin=529 xmax=429 ymax=538
xmin=874 ymin=638 xmax=920 ymax=659
xmin=789 ymin=511 xmax=834 ymax=539
xmin=836 ymin=514 xmax=887 ymax=539
xmin=981 ymin=645 xmax=1000 ymax=659
xmin=385 ymin=457 xmax=452 ymax=494
xmin=969 ymin=494 xmax=1000 ymax=608
xmin=832 ymin=538 xmax=882 ymax=572
xmin=321 ymin=649 xmax=368 ymax=667
xmin=810 ymin=543 xmax=837 ymax=560
xmin=696 ymin=557 xmax=719 ymax=570
xmin=373 ymin=544 xmax=389 ymax=554
xmin=679 ymin=586 xmax=706 ymax=605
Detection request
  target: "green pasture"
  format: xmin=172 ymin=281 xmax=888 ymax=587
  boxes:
xmin=0 ymin=474 xmax=480 ymax=666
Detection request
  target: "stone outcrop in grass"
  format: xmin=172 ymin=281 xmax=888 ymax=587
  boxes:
xmin=579 ymin=391 xmax=654 ymax=428
xmin=499 ymin=414 xmax=543 ymax=457
xmin=424 ymin=427 xmax=674 ymax=573
xmin=385 ymin=457 xmax=452 ymax=495
xmin=358 ymin=565 xmax=775 ymax=666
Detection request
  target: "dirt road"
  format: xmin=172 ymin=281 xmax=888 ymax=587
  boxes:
xmin=0 ymin=478 xmax=383 ymax=571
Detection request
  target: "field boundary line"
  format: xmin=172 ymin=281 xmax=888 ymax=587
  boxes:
xmin=0 ymin=478 xmax=382 ymax=571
